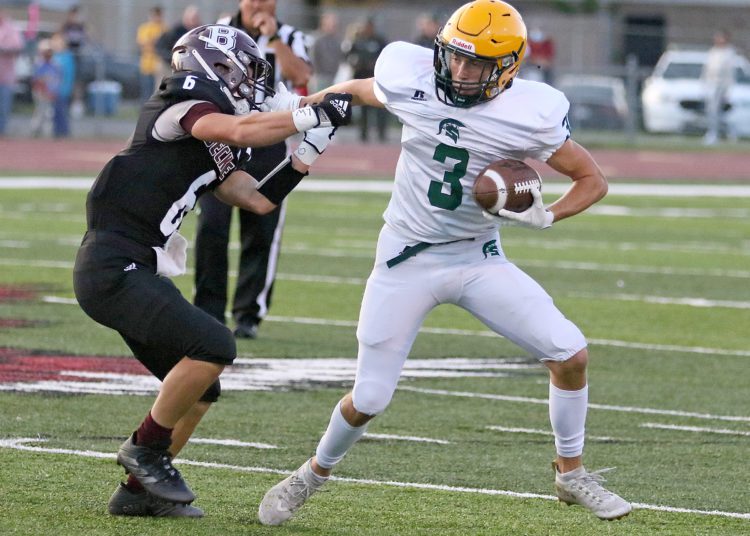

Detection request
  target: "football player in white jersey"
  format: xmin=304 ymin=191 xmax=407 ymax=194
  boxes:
xmin=257 ymin=0 xmax=631 ymax=524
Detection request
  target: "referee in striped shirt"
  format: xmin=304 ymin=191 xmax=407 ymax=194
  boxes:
xmin=194 ymin=0 xmax=312 ymax=339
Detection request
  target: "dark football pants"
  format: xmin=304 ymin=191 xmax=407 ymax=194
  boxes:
xmin=194 ymin=142 xmax=287 ymax=327
xmin=74 ymin=231 xmax=234 ymax=402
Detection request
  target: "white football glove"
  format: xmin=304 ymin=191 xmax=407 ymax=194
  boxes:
xmin=484 ymin=186 xmax=554 ymax=229
xmin=259 ymin=82 xmax=302 ymax=113
xmin=293 ymin=126 xmax=336 ymax=166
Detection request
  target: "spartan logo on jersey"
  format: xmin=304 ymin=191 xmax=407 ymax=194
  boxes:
xmin=438 ymin=118 xmax=465 ymax=143
xmin=205 ymin=26 xmax=237 ymax=50
xmin=562 ymin=114 xmax=572 ymax=139
xmin=482 ymin=239 xmax=500 ymax=259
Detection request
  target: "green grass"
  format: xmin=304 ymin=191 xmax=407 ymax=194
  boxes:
xmin=0 ymin=185 xmax=749 ymax=534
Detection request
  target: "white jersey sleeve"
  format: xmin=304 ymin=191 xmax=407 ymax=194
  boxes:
xmin=373 ymin=42 xmax=427 ymax=114
xmin=521 ymin=85 xmax=571 ymax=162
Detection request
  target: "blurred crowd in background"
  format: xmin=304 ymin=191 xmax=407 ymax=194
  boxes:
xmin=0 ymin=1 xmax=747 ymax=144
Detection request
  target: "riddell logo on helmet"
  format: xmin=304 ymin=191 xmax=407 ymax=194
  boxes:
xmin=450 ymin=37 xmax=475 ymax=53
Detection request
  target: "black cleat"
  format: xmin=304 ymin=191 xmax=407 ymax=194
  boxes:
xmin=108 ymin=483 xmax=204 ymax=517
xmin=116 ymin=434 xmax=195 ymax=504
xmin=233 ymin=322 xmax=258 ymax=339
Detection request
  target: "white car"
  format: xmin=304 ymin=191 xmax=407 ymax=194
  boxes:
xmin=641 ymin=48 xmax=750 ymax=137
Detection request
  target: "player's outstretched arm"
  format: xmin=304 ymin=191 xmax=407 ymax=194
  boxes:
xmin=302 ymin=78 xmax=384 ymax=108
xmin=214 ymin=126 xmax=337 ymax=214
xmin=544 ymin=139 xmax=608 ymax=223
xmin=190 ymin=111 xmax=298 ymax=148
xmin=191 ymin=92 xmax=352 ymax=148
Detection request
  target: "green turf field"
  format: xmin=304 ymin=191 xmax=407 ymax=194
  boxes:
xmin=0 ymin=183 xmax=749 ymax=535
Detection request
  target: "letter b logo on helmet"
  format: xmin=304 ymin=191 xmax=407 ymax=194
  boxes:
xmin=205 ymin=26 xmax=237 ymax=51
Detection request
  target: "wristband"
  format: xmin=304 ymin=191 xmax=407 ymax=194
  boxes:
xmin=256 ymin=157 xmax=308 ymax=204
xmin=291 ymin=107 xmax=319 ymax=132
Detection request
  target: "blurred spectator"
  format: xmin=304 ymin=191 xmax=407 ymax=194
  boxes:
xmin=60 ymin=5 xmax=87 ymax=53
xmin=60 ymin=5 xmax=86 ymax=119
xmin=702 ymin=30 xmax=737 ymax=145
xmin=51 ymin=33 xmax=74 ymax=137
xmin=411 ymin=12 xmax=440 ymax=49
xmin=30 ymin=39 xmax=60 ymax=138
xmin=525 ymin=26 xmax=555 ymax=84
xmin=311 ymin=12 xmax=342 ymax=92
xmin=156 ymin=5 xmax=201 ymax=70
xmin=343 ymin=18 xmax=388 ymax=142
xmin=137 ymin=6 xmax=166 ymax=102
xmin=0 ymin=9 xmax=23 ymax=137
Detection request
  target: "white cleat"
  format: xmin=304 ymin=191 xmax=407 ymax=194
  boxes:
xmin=554 ymin=463 xmax=632 ymax=520
xmin=258 ymin=458 xmax=327 ymax=526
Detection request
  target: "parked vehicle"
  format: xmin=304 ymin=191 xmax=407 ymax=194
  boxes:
xmin=641 ymin=48 xmax=750 ymax=137
xmin=555 ymin=75 xmax=629 ymax=130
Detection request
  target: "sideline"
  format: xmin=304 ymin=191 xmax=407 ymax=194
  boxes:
xmin=2 ymin=177 xmax=750 ymax=197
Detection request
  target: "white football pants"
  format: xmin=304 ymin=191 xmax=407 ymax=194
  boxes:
xmin=352 ymin=224 xmax=586 ymax=415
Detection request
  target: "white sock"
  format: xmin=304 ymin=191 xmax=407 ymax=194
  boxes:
xmin=549 ymin=383 xmax=588 ymax=459
xmin=315 ymin=401 xmax=368 ymax=469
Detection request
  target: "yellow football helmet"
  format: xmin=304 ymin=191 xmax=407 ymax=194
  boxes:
xmin=434 ymin=0 xmax=527 ymax=107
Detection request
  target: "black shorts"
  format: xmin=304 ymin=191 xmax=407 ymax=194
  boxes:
xmin=73 ymin=230 xmax=235 ymax=402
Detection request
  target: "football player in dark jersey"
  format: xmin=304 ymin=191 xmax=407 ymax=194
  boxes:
xmin=72 ymin=24 xmax=352 ymax=518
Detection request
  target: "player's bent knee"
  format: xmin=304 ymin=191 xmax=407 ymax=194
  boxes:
xmin=189 ymin=324 xmax=237 ymax=366
xmin=561 ymin=348 xmax=588 ymax=371
xmin=352 ymin=380 xmax=395 ymax=416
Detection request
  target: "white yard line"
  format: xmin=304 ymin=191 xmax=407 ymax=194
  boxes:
xmin=189 ymin=437 xmax=278 ymax=449
xmin=0 ymin=437 xmax=747 ymax=520
xmin=5 ymin=253 xmax=750 ymax=280
xmin=363 ymin=433 xmax=450 ymax=445
xmin=3 ymin=177 xmax=750 ymax=198
xmin=399 ymin=387 xmax=750 ymax=423
xmin=567 ymin=292 xmax=750 ymax=310
xmin=640 ymin=423 xmax=750 ymax=437
xmin=485 ymin=426 xmax=617 ymax=442
xmin=33 ymin=298 xmax=750 ymax=358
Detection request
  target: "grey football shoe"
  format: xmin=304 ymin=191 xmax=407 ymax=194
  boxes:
xmin=116 ymin=433 xmax=195 ymax=504
xmin=258 ymin=458 xmax=327 ymax=526
xmin=107 ymin=483 xmax=204 ymax=517
xmin=554 ymin=463 xmax=632 ymax=520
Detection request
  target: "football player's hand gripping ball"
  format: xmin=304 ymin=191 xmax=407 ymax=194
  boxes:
xmin=484 ymin=187 xmax=554 ymax=229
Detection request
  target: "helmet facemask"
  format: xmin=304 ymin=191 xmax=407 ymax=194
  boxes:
xmin=434 ymin=41 xmax=520 ymax=108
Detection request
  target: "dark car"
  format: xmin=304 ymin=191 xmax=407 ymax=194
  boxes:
xmin=556 ymin=75 xmax=629 ymax=130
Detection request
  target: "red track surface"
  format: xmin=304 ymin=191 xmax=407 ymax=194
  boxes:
xmin=1 ymin=138 xmax=749 ymax=181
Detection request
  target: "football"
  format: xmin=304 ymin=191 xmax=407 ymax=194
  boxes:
xmin=472 ymin=159 xmax=542 ymax=214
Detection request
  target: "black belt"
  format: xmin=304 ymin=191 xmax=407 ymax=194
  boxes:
xmin=386 ymin=238 xmax=475 ymax=268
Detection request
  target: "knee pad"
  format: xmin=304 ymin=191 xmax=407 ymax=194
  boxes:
xmin=200 ymin=379 xmax=221 ymax=403
xmin=352 ymin=379 xmax=395 ymax=416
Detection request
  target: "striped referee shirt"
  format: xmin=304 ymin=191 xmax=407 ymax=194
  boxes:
xmin=218 ymin=12 xmax=311 ymax=89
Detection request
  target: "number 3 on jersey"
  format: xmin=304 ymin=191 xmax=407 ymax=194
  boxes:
xmin=428 ymin=143 xmax=469 ymax=210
